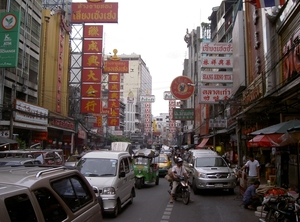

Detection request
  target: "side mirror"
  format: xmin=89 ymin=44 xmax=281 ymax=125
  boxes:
xmin=119 ymin=171 xmax=126 ymax=178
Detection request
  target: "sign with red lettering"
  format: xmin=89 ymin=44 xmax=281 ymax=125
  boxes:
xmin=199 ymin=86 xmax=232 ymax=104
xmin=201 ymin=57 xmax=233 ymax=68
xmin=200 ymin=71 xmax=233 ymax=83
xmin=200 ymin=42 xmax=233 ymax=54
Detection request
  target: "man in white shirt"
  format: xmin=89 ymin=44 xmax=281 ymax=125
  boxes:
xmin=241 ymin=154 xmax=260 ymax=186
xmin=169 ymin=157 xmax=190 ymax=203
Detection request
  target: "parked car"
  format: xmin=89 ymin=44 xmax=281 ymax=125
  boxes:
xmin=185 ymin=152 xmax=237 ymax=194
xmin=0 ymin=157 xmax=42 ymax=166
xmin=64 ymin=154 xmax=82 ymax=168
xmin=76 ymin=150 xmax=136 ymax=217
xmin=154 ymin=154 xmax=172 ymax=176
xmin=0 ymin=166 xmax=103 ymax=221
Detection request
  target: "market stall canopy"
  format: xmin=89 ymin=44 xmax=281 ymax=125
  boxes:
xmin=0 ymin=136 xmax=18 ymax=144
xmin=250 ymin=119 xmax=300 ymax=135
xmin=196 ymin=138 xmax=209 ymax=149
xmin=247 ymin=134 xmax=283 ymax=147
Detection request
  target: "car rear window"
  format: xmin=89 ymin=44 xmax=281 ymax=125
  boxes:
xmin=34 ymin=188 xmax=67 ymax=221
xmin=51 ymin=175 xmax=93 ymax=212
xmin=5 ymin=193 xmax=38 ymax=222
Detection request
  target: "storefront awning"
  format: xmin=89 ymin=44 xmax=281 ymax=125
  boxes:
xmin=247 ymin=134 xmax=283 ymax=148
xmin=196 ymin=138 xmax=209 ymax=148
xmin=250 ymin=120 xmax=300 ymax=135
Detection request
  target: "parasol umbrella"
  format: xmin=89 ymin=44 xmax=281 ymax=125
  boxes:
xmin=0 ymin=136 xmax=18 ymax=144
xmin=247 ymin=134 xmax=283 ymax=147
xmin=250 ymin=119 xmax=300 ymax=135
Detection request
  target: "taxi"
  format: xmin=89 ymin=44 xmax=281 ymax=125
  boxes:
xmin=155 ymin=153 xmax=172 ymax=176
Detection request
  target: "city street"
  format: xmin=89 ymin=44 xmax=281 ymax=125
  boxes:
xmin=103 ymin=177 xmax=259 ymax=222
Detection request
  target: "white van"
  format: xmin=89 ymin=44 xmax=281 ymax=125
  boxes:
xmin=76 ymin=151 xmax=135 ymax=217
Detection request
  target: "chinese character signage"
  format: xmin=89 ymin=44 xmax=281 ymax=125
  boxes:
xmin=82 ymin=68 xmax=102 ymax=82
xmin=71 ymin=2 xmax=118 ymax=23
xmin=108 ymin=73 xmax=120 ymax=82
xmin=0 ymin=11 xmax=21 ymax=68
xmin=80 ymin=99 xmax=102 ymax=113
xmin=81 ymin=84 xmax=101 ymax=97
xmin=83 ymin=25 xmax=103 ymax=38
xmin=200 ymin=57 xmax=233 ymax=69
xmin=83 ymin=40 xmax=103 ymax=52
xmin=82 ymin=54 xmax=102 ymax=67
xmin=107 ymin=117 xmax=119 ymax=126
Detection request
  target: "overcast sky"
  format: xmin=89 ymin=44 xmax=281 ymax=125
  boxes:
xmin=101 ymin=0 xmax=223 ymax=116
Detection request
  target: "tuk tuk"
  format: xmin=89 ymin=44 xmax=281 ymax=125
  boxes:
xmin=132 ymin=148 xmax=159 ymax=189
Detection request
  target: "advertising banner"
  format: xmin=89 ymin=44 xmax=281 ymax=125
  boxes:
xmin=0 ymin=11 xmax=21 ymax=68
xmin=200 ymin=42 xmax=233 ymax=54
xmin=71 ymin=2 xmax=118 ymax=23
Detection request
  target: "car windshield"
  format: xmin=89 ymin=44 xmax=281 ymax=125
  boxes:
xmin=76 ymin=158 xmax=117 ymax=177
xmin=195 ymin=157 xmax=228 ymax=167
xmin=154 ymin=156 xmax=168 ymax=163
xmin=133 ymin=157 xmax=149 ymax=165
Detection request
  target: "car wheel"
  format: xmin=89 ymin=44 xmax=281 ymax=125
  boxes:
xmin=155 ymin=176 xmax=159 ymax=185
xmin=192 ymin=179 xmax=200 ymax=195
xmin=129 ymin=189 xmax=134 ymax=204
xmin=136 ymin=178 xmax=142 ymax=189
xmin=182 ymin=190 xmax=190 ymax=205
xmin=113 ymin=199 xmax=121 ymax=218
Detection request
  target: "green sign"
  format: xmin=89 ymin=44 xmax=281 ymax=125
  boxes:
xmin=0 ymin=11 xmax=21 ymax=68
xmin=173 ymin=108 xmax=195 ymax=120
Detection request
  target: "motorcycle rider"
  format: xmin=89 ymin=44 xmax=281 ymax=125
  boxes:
xmin=169 ymin=157 xmax=190 ymax=203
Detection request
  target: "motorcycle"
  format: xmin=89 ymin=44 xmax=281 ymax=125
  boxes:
xmin=259 ymin=193 xmax=300 ymax=222
xmin=168 ymin=175 xmax=190 ymax=205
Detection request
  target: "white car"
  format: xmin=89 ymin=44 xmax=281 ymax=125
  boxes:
xmin=76 ymin=151 xmax=136 ymax=217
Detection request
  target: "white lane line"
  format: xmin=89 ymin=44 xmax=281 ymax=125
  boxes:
xmin=161 ymin=203 xmax=174 ymax=222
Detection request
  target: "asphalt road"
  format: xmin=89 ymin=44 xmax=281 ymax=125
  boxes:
xmin=103 ymin=176 xmax=260 ymax=222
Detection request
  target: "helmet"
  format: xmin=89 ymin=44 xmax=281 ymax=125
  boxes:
xmin=177 ymin=157 xmax=183 ymax=163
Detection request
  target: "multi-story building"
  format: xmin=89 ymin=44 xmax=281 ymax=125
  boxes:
xmin=0 ymin=0 xmax=45 ymax=140
xmin=116 ymin=54 xmax=152 ymax=136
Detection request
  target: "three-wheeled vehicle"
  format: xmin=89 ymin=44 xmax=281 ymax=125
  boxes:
xmin=132 ymin=148 xmax=159 ymax=189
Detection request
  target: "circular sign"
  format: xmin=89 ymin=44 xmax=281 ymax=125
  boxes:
xmin=1 ymin=14 xmax=17 ymax=30
xmin=170 ymin=76 xmax=194 ymax=100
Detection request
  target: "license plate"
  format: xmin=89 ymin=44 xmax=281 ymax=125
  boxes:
xmin=215 ymin=184 xmax=223 ymax=187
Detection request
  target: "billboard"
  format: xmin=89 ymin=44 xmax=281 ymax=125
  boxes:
xmin=0 ymin=11 xmax=21 ymax=68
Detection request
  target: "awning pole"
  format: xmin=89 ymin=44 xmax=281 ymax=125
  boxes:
xmin=297 ymin=141 xmax=300 ymax=192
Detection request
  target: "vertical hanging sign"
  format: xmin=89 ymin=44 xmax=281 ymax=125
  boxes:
xmin=0 ymin=11 xmax=21 ymax=68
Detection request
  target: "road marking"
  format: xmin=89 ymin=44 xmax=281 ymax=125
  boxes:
xmin=161 ymin=204 xmax=173 ymax=222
